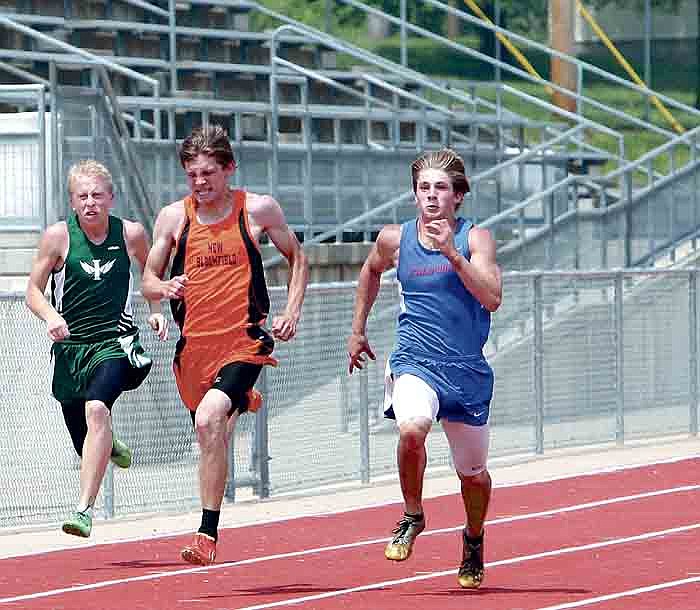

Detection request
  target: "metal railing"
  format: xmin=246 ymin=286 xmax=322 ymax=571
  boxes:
xmin=0 ymin=268 xmax=697 ymax=528
xmin=327 ymin=0 xmax=700 ymax=136
xmin=0 ymin=15 xmax=160 ymax=98
xmin=0 ymin=84 xmax=47 ymax=230
xmin=2 ymin=0 xmax=696 ymax=258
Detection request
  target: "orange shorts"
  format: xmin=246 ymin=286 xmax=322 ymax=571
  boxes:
xmin=173 ymin=327 xmax=277 ymax=411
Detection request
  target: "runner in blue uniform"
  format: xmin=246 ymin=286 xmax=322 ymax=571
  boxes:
xmin=347 ymin=149 xmax=502 ymax=588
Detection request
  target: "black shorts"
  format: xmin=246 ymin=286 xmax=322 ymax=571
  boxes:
xmin=60 ymin=358 xmax=145 ymax=456
xmin=189 ymin=361 xmax=263 ymax=425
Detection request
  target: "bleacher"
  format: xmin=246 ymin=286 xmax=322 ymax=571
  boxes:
xmin=1 ymin=0 xmax=700 ymax=523
xmin=1 ymin=0 xmax=700 ymax=282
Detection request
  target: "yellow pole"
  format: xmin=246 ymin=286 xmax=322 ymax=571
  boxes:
xmin=576 ymin=0 xmax=684 ymax=134
xmin=462 ymin=0 xmax=554 ymax=95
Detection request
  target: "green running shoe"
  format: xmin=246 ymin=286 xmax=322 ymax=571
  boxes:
xmin=110 ymin=437 xmax=132 ymax=469
xmin=62 ymin=511 xmax=92 ymax=538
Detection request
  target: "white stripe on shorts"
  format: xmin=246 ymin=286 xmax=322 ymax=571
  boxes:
xmin=387 ymin=369 xmax=489 ymax=476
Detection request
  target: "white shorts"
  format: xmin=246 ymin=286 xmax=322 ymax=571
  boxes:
xmin=387 ymin=371 xmax=489 ymax=476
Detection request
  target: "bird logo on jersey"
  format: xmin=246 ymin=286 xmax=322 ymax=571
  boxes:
xmin=80 ymin=258 xmax=116 ymax=281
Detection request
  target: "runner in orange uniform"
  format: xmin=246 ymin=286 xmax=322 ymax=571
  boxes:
xmin=171 ymin=189 xmax=277 ymax=411
xmin=143 ymin=125 xmax=308 ymax=565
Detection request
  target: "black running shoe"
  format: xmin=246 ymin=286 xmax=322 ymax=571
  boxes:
xmin=384 ymin=513 xmax=426 ymax=561
xmin=457 ymin=529 xmax=484 ymax=589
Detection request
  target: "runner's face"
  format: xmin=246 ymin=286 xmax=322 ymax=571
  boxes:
xmin=69 ymin=175 xmax=113 ymax=227
xmin=414 ymin=168 xmax=463 ymax=222
xmin=184 ymin=153 xmax=235 ymax=206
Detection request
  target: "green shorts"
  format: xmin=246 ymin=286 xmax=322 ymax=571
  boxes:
xmin=51 ymin=332 xmax=152 ymax=404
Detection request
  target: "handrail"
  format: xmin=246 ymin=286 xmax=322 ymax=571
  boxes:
xmin=359 ymin=73 xmax=457 ymax=118
xmin=263 ymin=192 xmax=414 ymax=269
xmin=342 ymin=1 xmax=676 ymax=140
xmin=267 ymin=22 xmax=624 ymax=159
xmin=95 ymin=66 xmax=155 ymax=229
xmin=122 ymin=0 xmax=169 ymax=19
xmin=480 ymin=174 xmax=580 ymax=230
xmin=268 ymin=23 xmax=625 ymax=241
xmin=2 ymin=2 xmax=626 ymax=151
xmin=423 ymin=0 xmax=700 ymax=121
xmin=503 ymin=86 xmax=626 ymax=164
xmin=273 ymin=57 xmax=454 ymax=119
xmin=472 ymin=125 xmax=585 ymax=183
xmin=0 ymin=83 xmax=46 ymax=94
xmin=0 ymin=16 xmax=159 ymax=96
xmin=272 ymin=57 xmax=476 ymax=147
xmin=242 ymin=0 xmax=529 ymax=121
xmin=462 ymin=0 xmax=553 ymax=95
xmin=576 ymin=0 xmax=682 ymax=134
xmin=0 ymin=84 xmax=47 ymax=228
xmin=0 ymin=60 xmax=49 ymax=86
xmin=335 ymin=0 xmax=700 ymax=129
xmin=602 ymin=125 xmax=700 ymax=183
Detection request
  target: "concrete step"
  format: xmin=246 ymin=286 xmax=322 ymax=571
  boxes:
xmin=0 ymin=275 xmax=28 ymax=294
xmin=0 ymin=230 xmax=41 ymax=249
xmin=0 ymin=248 xmax=35 ymax=276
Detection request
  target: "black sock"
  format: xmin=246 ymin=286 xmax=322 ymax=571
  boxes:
xmin=466 ymin=531 xmax=484 ymax=547
xmin=198 ymin=509 xmax=221 ymax=541
xmin=405 ymin=511 xmax=424 ymax=521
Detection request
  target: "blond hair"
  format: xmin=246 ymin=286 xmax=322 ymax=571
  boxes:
xmin=67 ymin=159 xmax=114 ymax=195
xmin=411 ymin=149 xmax=470 ymax=210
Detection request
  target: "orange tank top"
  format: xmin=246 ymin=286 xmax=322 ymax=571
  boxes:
xmin=170 ymin=190 xmax=270 ymax=338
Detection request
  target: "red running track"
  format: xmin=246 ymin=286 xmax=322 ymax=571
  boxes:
xmin=0 ymin=457 xmax=698 ymax=610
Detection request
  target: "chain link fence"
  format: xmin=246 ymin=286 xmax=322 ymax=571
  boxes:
xmin=1 ymin=268 xmax=698 ymax=529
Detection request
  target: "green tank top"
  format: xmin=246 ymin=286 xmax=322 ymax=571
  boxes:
xmin=51 ymin=214 xmax=138 ymax=343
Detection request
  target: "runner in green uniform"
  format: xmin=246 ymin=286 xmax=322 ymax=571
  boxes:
xmin=26 ymin=159 xmax=168 ymax=538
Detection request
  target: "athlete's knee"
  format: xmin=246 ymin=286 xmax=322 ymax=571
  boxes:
xmin=84 ymin=400 xmax=110 ymax=429
xmin=458 ymin=467 xmax=491 ymax=489
xmin=398 ymin=417 xmax=432 ymax=452
xmin=193 ymin=408 xmax=228 ymax=448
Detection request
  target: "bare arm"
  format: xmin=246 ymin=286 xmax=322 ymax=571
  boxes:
xmin=123 ymin=220 xmax=168 ymax=340
xmin=347 ymin=224 xmax=400 ymax=373
xmin=425 ymin=221 xmax=502 ymax=312
xmin=141 ymin=203 xmax=187 ymax=302
xmin=25 ymin=223 xmax=70 ymax=341
xmin=251 ymin=194 xmax=309 ymax=341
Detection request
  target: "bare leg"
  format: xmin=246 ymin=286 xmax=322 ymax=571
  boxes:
xmin=182 ymin=390 xmax=239 ymax=565
xmin=456 ymin=469 xmax=491 ymax=588
xmin=397 ymin=417 xmax=432 ymax=515
xmin=384 ymin=417 xmax=432 ymax=561
xmin=194 ymin=389 xmax=238 ymax=511
xmin=459 ymin=469 xmax=492 ymax=536
xmin=78 ymin=400 xmax=113 ymax=510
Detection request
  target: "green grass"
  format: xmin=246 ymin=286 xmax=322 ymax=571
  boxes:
xmin=253 ymin=2 xmax=700 ymax=177
xmin=350 ymin=35 xmax=700 ymax=176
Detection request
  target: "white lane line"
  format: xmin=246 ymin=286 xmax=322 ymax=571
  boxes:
xmin=0 ymin=490 xmax=698 ymax=606
xmin=532 ymin=576 xmax=700 ymax=610
xmin=229 ymin=523 xmax=700 ymax=610
xmin=6 ymin=451 xmax=699 ymax=559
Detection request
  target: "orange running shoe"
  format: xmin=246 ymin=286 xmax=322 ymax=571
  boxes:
xmin=181 ymin=532 xmax=216 ymax=566
xmin=246 ymin=389 xmax=263 ymax=413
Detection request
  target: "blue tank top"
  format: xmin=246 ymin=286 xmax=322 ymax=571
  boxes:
xmin=392 ymin=218 xmax=491 ymax=360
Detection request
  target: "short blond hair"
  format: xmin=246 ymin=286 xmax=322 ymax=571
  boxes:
xmin=67 ymin=159 xmax=114 ymax=195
